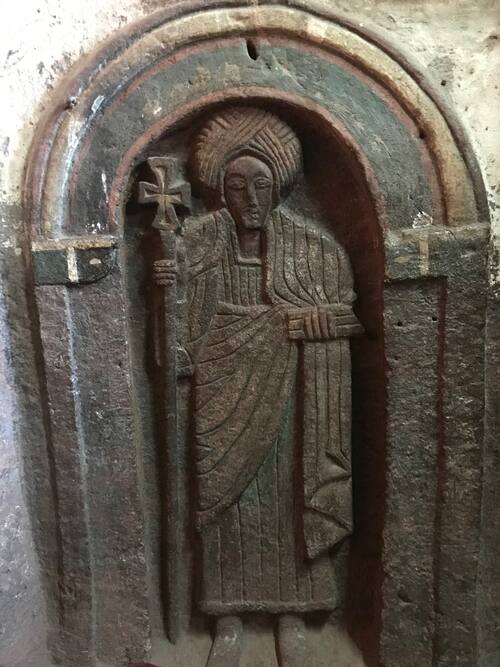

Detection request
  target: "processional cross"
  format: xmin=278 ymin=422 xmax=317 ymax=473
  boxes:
xmin=138 ymin=156 xmax=191 ymax=234
xmin=138 ymin=156 xmax=191 ymax=643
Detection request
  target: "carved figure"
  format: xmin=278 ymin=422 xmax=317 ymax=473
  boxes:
xmin=152 ymin=107 xmax=362 ymax=666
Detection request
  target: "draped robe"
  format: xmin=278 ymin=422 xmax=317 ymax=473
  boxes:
xmin=179 ymin=207 xmax=359 ymax=614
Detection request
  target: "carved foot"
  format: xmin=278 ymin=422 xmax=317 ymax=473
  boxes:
xmin=276 ymin=614 xmax=308 ymax=667
xmin=206 ymin=615 xmax=243 ymax=667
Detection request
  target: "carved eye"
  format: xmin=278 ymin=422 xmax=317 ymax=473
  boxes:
xmin=227 ymin=177 xmax=246 ymax=190
xmin=255 ymin=177 xmax=271 ymax=189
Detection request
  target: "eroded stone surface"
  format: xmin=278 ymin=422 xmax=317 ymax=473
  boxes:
xmin=0 ymin=2 xmax=498 ymax=667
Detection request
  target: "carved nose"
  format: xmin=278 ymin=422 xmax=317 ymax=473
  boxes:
xmin=247 ymin=185 xmax=258 ymax=206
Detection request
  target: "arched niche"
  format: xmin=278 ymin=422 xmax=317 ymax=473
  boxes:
xmin=25 ymin=3 xmax=490 ymax=667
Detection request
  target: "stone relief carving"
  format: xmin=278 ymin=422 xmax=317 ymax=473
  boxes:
xmin=139 ymin=106 xmax=363 ymax=666
xmin=24 ymin=3 xmax=491 ymax=664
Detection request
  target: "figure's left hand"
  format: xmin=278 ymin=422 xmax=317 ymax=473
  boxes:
xmin=287 ymin=305 xmax=362 ymax=341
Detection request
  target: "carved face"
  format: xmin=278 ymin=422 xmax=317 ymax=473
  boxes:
xmin=223 ymin=155 xmax=274 ymax=230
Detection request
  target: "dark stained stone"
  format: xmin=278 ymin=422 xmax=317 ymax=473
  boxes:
xmin=4 ymin=3 xmax=494 ymax=666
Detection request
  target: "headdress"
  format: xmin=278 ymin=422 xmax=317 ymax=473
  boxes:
xmin=191 ymin=106 xmax=302 ymax=197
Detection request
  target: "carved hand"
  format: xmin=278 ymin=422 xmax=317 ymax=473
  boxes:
xmin=287 ymin=305 xmax=362 ymax=341
xmin=153 ymin=259 xmax=177 ymax=286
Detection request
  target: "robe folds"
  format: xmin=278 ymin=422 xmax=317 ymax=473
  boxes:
xmin=179 ymin=207 xmax=359 ymax=614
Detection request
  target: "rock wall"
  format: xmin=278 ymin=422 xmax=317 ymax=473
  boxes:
xmin=0 ymin=2 xmax=498 ymax=665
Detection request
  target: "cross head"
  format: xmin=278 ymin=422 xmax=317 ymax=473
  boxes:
xmin=138 ymin=156 xmax=191 ymax=231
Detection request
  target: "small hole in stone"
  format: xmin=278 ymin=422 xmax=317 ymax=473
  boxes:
xmin=246 ymin=39 xmax=259 ymax=60
xmin=398 ymin=589 xmax=412 ymax=604
xmin=431 ymin=316 xmax=438 ymax=322
xmin=441 ymin=79 xmax=447 ymax=87
xmin=396 ymin=321 xmax=403 ymax=327
xmin=418 ymin=129 xmax=426 ymax=140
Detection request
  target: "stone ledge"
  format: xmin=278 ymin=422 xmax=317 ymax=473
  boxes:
xmin=32 ymin=237 xmax=117 ymax=285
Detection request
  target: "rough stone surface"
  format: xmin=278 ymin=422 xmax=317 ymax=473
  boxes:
xmin=382 ymin=229 xmax=489 ymax=666
xmin=0 ymin=2 xmax=498 ymax=667
xmin=479 ymin=299 xmax=500 ymax=667
xmin=382 ymin=279 xmax=443 ymax=667
xmin=0 ymin=268 xmax=50 ymax=667
xmin=68 ymin=272 xmax=150 ymax=665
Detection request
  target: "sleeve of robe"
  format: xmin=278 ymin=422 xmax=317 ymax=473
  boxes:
xmin=267 ymin=210 xmax=360 ymax=559
xmin=302 ymin=318 xmax=355 ymax=559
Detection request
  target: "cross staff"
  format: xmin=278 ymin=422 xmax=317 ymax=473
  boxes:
xmin=138 ymin=156 xmax=191 ymax=233
xmin=138 ymin=156 xmax=190 ymax=644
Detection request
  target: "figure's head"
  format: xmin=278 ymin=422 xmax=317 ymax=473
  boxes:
xmin=191 ymin=106 xmax=302 ymax=214
xmin=223 ymin=154 xmax=273 ymax=230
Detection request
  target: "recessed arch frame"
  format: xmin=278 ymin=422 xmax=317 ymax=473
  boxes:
xmin=23 ymin=4 xmax=490 ymax=667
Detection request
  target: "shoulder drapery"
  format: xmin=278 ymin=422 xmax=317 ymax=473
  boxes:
xmin=182 ymin=208 xmax=359 ymax=557
xmin=179 ymin=212 xmax=227 ymax=371
xmin=182 ymin=211 xmax=297 ymax=527
xmin=194 ymin=302 xmax=297 ymax=526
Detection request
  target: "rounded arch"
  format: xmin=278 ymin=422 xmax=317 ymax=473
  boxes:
xmin=109 ymin=86 xmax=387 ymax=232
xmin=25 ymin=1 xmax=489 ymax=240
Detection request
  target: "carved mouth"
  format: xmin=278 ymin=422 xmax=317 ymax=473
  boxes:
xmin=241 ymin=212 xmax=263 ymax=227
